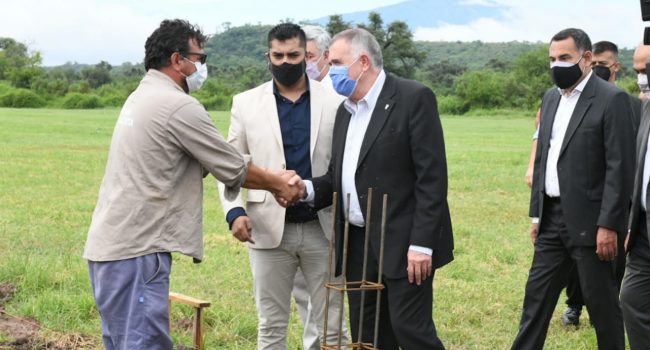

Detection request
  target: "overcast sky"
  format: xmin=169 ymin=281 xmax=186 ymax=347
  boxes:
xmin=1 ymin=0 xmax=646 ymax=66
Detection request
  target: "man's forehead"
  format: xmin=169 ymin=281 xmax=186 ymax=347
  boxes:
xmin=269 ymin=38 xmax=303 ymax=51
xmin=188 ymin=38 xmax=203 ymax=51
xmin=593 ymin=52 xmax=615 ymax=62
xmin=549 ymin=38 xmax=578 ymax=55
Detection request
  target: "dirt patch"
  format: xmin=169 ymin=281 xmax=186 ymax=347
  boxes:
xmin=0 ymin=282 xmax=96 ymax=349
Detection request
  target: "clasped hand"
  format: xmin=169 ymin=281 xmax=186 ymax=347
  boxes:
xmin=272 ymin=170 xmax=305 ymax=208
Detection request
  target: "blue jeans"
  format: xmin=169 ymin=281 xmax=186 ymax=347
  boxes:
xmin=89 ymin=252 xmax=173 ymax=350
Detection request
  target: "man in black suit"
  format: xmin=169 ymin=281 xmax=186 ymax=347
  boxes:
xmin=559 ymin=40 xmax=640 ymax=327
xmin=511 ymin=28 xmax=634 ymax=350
xmin=620 ymin=43 xmax=650 ymax=350
xmin=300 ymin=28 xmax=453 ymax=349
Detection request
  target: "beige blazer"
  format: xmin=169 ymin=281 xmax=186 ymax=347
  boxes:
xmin=219 ymin=78 xmax=344 ymax=249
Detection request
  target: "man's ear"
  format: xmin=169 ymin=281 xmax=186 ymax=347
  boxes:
xmin=323 ymin=50 xmax=329 ymax=60
xmin=170 ymin=52 xmax=183 ymax=71
xmin=613 ymin=61 xmax=621 ymax=73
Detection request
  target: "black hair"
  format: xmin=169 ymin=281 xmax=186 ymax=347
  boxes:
xmin=551 ymin=28 xmax=592 ymax=53
xmin=267 ymin=23 xmax=306 ymax=49
xmin=144 ymin=19 xmax=207 ymax=71
xmin=593 ymin=41 xmax=619 ymax=57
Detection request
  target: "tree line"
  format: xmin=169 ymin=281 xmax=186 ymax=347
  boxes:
xmin=0 ymin=13 xmax=640 ymax=114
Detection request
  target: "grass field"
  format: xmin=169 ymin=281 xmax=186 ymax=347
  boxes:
xmin=0 ymin=107 xmax=610 ymax=349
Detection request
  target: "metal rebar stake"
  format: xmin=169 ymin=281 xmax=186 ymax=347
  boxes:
xmin=338 ymin=193 xmax=351 ymax=350
xmin=357 ymin=188 xmax=373 ymax=345
xmin=373 ymin=194 xmax=388 ymax=347
xmin=322 ymin=192 xmax=337 ymax=348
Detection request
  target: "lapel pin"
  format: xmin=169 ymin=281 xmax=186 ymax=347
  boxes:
xmin=385 ymin=104 xmax=389 ymax=110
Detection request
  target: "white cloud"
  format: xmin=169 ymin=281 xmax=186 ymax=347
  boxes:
xmin=415 ymin=0 xmax=646 ymax=50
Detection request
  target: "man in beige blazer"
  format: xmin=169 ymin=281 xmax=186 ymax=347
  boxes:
xmin=218 ymin=23 xmax=345 ymax=349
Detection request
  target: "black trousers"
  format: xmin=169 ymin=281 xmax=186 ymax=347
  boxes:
xmin=511 ymin=197 xmax=624 ymax=350
xmin=346 ymin=225 xmax=445 ymax=350
xmin=565 ymin=228 xmax=625 ymax=309
xmin=620 ymin=212 xmax=650 ymax=349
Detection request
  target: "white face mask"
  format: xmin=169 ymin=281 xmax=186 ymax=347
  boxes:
xmin=638 ymin=73 xmax=650 ymax=98
xmin=181 ymin=58 xmax=208 ymax=92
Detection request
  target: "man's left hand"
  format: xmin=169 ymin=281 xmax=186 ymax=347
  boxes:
xmin=407 ymin=250 xmax=432 ymax=285
xmin=596 ymin=227 xmax=618 ymax=261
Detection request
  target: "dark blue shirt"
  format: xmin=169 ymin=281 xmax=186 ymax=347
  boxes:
xmin=226 ymin=80 xmax=317 ymax=228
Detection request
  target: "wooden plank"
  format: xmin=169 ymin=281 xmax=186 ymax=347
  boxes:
xmin=169 ymin=292 xmax=211 ymax=308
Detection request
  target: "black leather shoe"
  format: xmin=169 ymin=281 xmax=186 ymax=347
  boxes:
xmin=561 ymin=306 xmax=581 ymax=326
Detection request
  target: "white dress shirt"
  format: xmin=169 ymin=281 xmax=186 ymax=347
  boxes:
xmin=341 ymin=70 xmax=386 ymax=226
xmin=545 ymin=72 xmax=592 ymax=197
xmin=642 ymin=133 xmax=650 ymax=211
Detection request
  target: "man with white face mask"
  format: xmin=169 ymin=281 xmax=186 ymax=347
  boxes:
xmin=513 ymin=28 xmax=634 ymax=350
xmin=303 ymin=25 xmax=335 ymax=89
xmin=633 ymin=43 xmax=650 ymax=101
xmin=621 ymin=42 xmax=650 ymax=350
xmin=84 ymin=19 xmax=303 ymax=350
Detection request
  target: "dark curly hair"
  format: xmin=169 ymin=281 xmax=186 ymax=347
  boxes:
xmin=144 ymin=19 xmax=207 ymax=71
xmin=267 ymin=23 xmax=306 ymax=49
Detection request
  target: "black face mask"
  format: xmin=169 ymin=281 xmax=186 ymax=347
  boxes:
xmin=270 ymin=61 xmax=306 ymax=87
xmin=550 ymin=57 xmax=584 ymax=89
xmin=592 ymin=65 xmax=612 ymax=82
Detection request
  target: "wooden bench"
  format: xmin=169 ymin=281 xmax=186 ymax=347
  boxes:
xmin=169 ymin=292 xmax=211 ymax=350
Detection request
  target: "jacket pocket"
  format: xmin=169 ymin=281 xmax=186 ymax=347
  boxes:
xmin=246 ymin=189 xmax=267 ymax=203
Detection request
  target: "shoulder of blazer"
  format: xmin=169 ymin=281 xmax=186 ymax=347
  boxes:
xmin=232 ymin=80 xmax=273 ymax=103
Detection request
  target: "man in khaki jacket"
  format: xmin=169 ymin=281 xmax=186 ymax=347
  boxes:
xmin=84 ymin=19 xmax=300 ymax=350
xmin=218 ymin=23 xmax=345 ymax=349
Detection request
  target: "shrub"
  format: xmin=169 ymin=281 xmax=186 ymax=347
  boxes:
xmin=437 ymin=95 xmax=469 ymax=115
xmin=61 ymin=93 xmax=103 ymax=109
xmin=0 ymin=88 xmax=46 ymax=108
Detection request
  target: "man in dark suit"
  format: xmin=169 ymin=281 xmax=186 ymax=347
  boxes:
xmin=559 ymin=40 xmax=640 ymax=327
xmin=300 ymin=28 xmax=454 ymax=349
xmin=620 ymin=43 xmax=650 ymax=350
xmin=511 ymin=28 xmax=634 ymax=350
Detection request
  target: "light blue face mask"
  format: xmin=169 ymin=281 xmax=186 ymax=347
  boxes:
xmin=328 ymin=58 xmax=362 ymax=97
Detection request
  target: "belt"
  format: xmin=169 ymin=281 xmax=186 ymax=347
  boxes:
xmin=544 ymin=194 xmax=561 ymax=204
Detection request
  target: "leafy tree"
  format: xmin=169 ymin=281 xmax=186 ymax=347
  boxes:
xmin=326 ymin=15 xmax=351 ymax=36
xmin=357 ymin=12 xmax=426 ymax=78
xmin=0 ymin=37 xmax=43 ymax=87
xmin=512 ymin=45 xmax=552 ymax=108
xmin=82 ymin=61 xmax=112 ymax=89
xmin=419 ymin=60 xmax=467 ymax=95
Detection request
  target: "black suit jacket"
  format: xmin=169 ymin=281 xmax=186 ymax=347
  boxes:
xmin=530 ymin=74 xmax=635 ymax=246
xmin=312 ymin=73 xmax=454 ymax=279
xmin=629 ymin=94 xmax=642 ymax=136
xmin=627 ymin=100 xmax=650 ymax=249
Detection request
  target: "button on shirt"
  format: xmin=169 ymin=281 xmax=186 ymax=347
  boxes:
xmin=545 ymin=72 xmax=592 ymax=197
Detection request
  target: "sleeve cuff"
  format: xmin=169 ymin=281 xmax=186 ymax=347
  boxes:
xmin=409 ymin=245 xmax=432 ymax=256
xmin=226 ymin=207 xmax=247 ymax=230
xmin=301 ymin=180 xmax=315 ymax=205
xmin=531 ymin=217 xmax=540 ymax=224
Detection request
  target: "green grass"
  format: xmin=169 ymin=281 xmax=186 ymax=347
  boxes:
xmin=0 ymin=107 xmax=608 ymax=349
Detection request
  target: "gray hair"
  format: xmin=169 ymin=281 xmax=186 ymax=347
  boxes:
xmin=302 ymin=25 xmax=332 ymax=54
xmin=332 ymin=28 xmax=383 ymax=69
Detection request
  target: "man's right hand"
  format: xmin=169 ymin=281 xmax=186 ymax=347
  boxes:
xmin=231 ymin=216 xmax=254 ymax=244
xmin=530 ymin=223 xmax=539 ymax=244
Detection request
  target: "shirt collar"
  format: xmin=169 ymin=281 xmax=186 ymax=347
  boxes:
xmin=272 ymin=76 xmax=310 ymax=98
xmin=344 ymin=69 xmax=387 ymax=114
xmin=557 ymin=71 xmax=592 ymax=97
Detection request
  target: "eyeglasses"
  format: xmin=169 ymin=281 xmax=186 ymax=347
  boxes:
xmin=181 ymin=51 xmax=208 ymax=64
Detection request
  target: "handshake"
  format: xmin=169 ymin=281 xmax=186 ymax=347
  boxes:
xmin=271 ymin=170 xmax=306 ymax=207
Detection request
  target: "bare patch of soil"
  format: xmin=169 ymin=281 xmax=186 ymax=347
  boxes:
xmin=0 ymin=282 xmax=96 ymax=349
